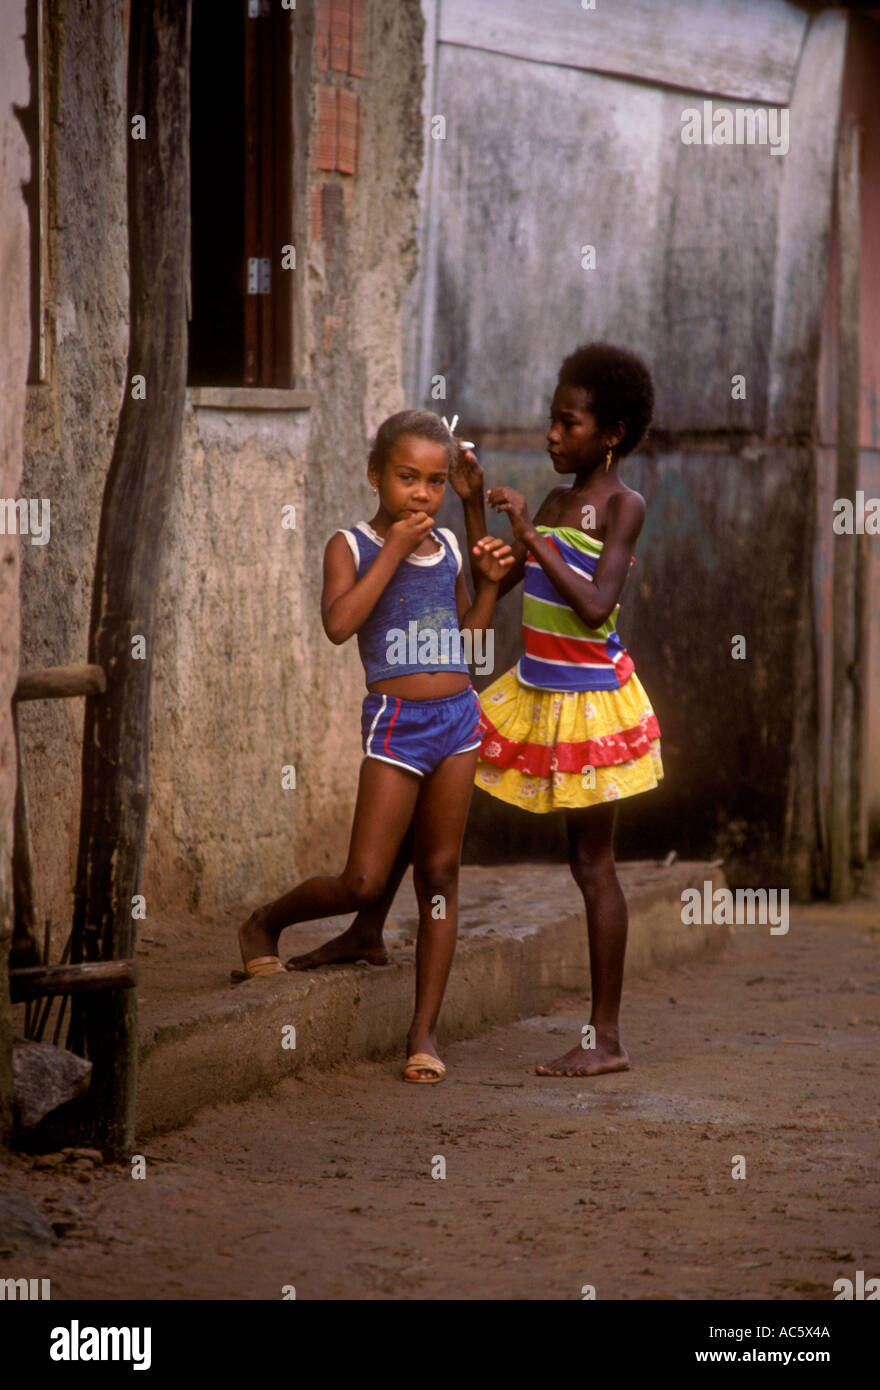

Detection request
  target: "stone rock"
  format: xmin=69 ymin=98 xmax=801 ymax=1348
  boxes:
xmin=12 ymin=1038 xmax=92 ymax=1130
xmin=0 ymin=1189 xmax=54 ymax=1247
xmin=61 ymin=1147 xmax=104 ymax=1164
xmin=50 ymin=1218 xmax=78 ymax=1238
xmin=31 ymin=1153 xmax=66 ymax=1170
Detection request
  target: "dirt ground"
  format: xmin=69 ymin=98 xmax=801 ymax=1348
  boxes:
xmin=1 ymin=902 xmax=878 ymax=1301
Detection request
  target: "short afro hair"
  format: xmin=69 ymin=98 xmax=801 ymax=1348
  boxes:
xmin=368 ymin=409 xmax=457 ymax=476
xmin=557 ymin=343 xmax=654 ymax=458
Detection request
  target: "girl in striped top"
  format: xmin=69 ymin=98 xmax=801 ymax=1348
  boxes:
xmin=462 ymin=343 xmax=663 ymax=1078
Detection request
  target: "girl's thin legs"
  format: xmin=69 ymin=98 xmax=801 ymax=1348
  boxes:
xmin=569 ymin=804 xmax=628 ymax=1030
xmin=406 ymin=749 xmax=478 ymax=1076
xmin=535 ymin=802 xmax=631 ymax=1076
xmin=286 ymin=822 xmax=415 ymax=970
xmin=238 ymin=758 xmax=420 ymax=966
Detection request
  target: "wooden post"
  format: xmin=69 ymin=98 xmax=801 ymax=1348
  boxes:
xmin=11 ymin=707 xmax=40 ymax=971
xmin=830 ymin=116 xmax=860 ymax=903
xmin=849 ymin=128 xmax=868 ymax=875
xmin=68 ymin=0 xmax=191 ymax=1156
xmin=852 ymin=517 xmax=870 ymax=873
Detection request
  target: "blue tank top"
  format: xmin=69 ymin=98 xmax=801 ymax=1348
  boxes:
xmin=338 ymin=522 xmax=469 ymax=685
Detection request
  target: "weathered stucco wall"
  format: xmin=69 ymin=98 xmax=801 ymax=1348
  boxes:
xmin=19 ymin=0 xmax=128 ymax=955
xmin=0 ymin=0 xmax=32 ymax=1137
xmin=146 ymin=0 xmax=425 ymax=917
xmin=19 ymin=0 xmax=427 ymax=938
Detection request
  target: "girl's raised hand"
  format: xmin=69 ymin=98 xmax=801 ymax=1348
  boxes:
xmin=449 ymin=445 xmax=484 ymax=501
xmin=486 ymin=487 xmax=536 ymax=544
xmin=471 ymin=535 xmax=515 ymax=584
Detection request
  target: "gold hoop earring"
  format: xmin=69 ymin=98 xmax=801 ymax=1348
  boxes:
xmin=605 ymin=447 xmax=613 ymax=472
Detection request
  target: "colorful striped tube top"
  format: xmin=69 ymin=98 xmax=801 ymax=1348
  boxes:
xmin=518 ymin=525 xmax=635 ymax=693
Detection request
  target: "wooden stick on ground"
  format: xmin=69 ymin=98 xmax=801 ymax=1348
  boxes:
xmin=10 ymin=960 xmax=138 ymax=1005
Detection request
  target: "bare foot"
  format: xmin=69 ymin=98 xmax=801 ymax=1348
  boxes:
xmin=535 ymin=1030 xmax=630 ymax=1077
xmin=405 ymin=1030 xmax=444 ymax=1080
xmin=238 ymin=909 xmax=279 ymax=969
xmin=286 ymin=926 xmax=389 ymax=971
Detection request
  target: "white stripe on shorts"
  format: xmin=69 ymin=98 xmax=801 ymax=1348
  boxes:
xmin=365 ymin=695 xmax=388 ymax=758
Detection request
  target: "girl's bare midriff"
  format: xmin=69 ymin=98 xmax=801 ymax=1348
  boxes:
xmin=368 ymin=671 xmax=471 ymax=700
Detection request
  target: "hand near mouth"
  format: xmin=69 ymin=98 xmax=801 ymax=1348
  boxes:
xmin=386 ymin=510 xmax=434 ymax=557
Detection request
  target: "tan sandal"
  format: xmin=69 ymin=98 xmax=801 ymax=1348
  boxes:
xmin=404 ymin=1052 xmax=446 ymax=1084
xmin=230 ymin=955 xmax=287 ymax=982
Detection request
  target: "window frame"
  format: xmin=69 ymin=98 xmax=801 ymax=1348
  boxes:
xmin=189 ymin=0 xmax=296 ymax=390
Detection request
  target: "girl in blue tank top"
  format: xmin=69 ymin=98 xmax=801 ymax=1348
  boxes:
xmin=235 ymin=410 xmax=513 ymax=1083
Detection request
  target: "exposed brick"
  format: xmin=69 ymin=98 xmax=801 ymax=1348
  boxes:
xmin=343 ymin=179 xmax=355 ymax=215
xmin=322 ymin=182 xmax=344 ymax=257
xmin=349 ymin=0 xmax=367 ymax=77
xmin=314 ymin=86 xmax=338 ymax=171
xmin=322 ymin=302 xmax=346 ymax=352
xmin=310 ymin=185 xmax=323 ymax=244
xmin=315 ymin=0 xmax=331 ymax=71
xmin=337 ymin=90 xmax=359 ymax=176
xmin=330 ymin=0 xmax=351 ymax=72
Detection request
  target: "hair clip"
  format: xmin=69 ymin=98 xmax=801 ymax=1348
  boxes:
xmin=441 ymin=413 xmax=475 ymax=450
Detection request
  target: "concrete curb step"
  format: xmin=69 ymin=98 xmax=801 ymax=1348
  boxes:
xmin=136 ymin=861 xmax=728 ymax=1135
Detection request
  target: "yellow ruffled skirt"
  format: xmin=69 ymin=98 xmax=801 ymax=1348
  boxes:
xmin=474 ymin=664 xmax=663 ymax=813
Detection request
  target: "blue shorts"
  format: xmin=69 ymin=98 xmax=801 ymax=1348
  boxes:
xmin=361 ymin=685 xmax=483 ymax=778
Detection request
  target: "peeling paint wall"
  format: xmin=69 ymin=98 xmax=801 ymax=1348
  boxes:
xmin=0 ymin=0 xmax=32 ymax=1137
xmin=414 ymin=3 xmax=851 ymax=897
